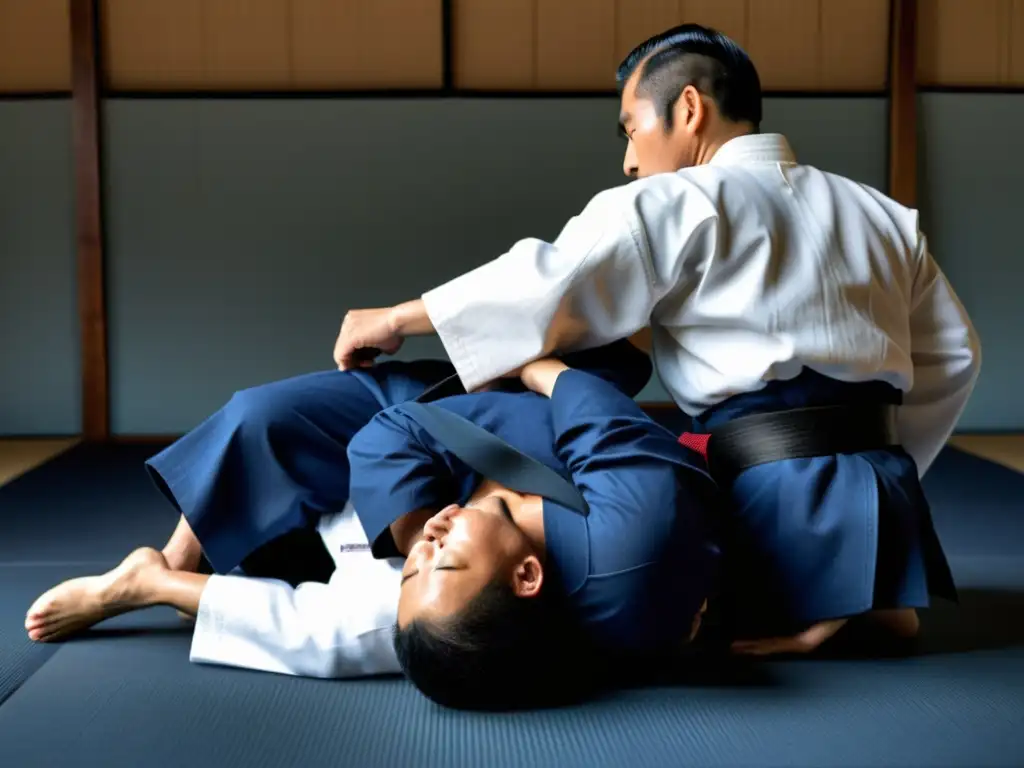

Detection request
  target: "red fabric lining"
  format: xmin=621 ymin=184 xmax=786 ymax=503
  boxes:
xmin=677 ymin=431 xmax=710 ymax=461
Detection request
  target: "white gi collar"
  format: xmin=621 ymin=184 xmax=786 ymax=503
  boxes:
xmin=709 ymin=133 xmax=797 ymax=166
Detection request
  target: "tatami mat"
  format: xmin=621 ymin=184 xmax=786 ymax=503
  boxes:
xmin=0 ymin=440 xmax=1020 ymax=766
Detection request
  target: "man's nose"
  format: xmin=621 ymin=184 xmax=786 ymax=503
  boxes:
xmin=423 ymin=517 xmax=450 ymax=544
xmin=423 ymin=504 xmax=459 ymax=543
xmin=623 ymin=143 xmax=638 ymax=178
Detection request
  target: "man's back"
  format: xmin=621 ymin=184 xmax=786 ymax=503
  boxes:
xmin=587 ymin=133 xmax=978 ymax=476
xmin=649 ymin=138 xmax=921 ymax=396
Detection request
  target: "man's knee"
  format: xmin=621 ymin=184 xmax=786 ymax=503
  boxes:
xmin=224 ymin=381 xmax=298 ymax=431
xmin=223 ymin=371 xmax=347 ymax=431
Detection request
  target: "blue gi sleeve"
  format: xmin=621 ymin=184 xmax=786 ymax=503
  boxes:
xmin=546 ymin=369 xmax=720 ymax=650
xmin=548 ymin=369 xmax=715 ymax=575
xmin=346 ymin=409 xmax=465 ymax=559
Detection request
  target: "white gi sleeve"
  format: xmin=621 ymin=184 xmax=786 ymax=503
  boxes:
xmin=421 ymin=179 xmax=717 ymax=391
xmin=898 ymin=234 xmax=982 ymax=476
xmin=189 ymin=560 xmax=403 ymax=679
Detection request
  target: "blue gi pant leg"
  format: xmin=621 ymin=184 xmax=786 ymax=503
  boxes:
xmin=696 ymin=369 xmax=957 ymax=638
xmin=144 ymin=361 xmax=453 ymax=578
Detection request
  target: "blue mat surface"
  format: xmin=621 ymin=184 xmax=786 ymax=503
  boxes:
xmin=0 ymin=442 xmax=1022 ymax=767
xmin=0 ymin=443 xmax=178 ymax=563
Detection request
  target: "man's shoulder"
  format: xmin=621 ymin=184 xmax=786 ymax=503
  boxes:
xmin=581 ymin=173 xmax=719 ymax=230
xmin=792 ymin=165 xmax=923 ymax=241
xmin=612 ymin=169 xmax=716 ymax=198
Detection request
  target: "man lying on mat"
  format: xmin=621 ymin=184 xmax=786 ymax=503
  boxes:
xmin=25 ymin=340 xmax=720 ymax=710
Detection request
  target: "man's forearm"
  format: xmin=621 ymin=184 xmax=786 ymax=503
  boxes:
xmin=388 ymin=299 xmax=435 ymax=337
xmin=189 ymin=572 xmax=403 ymax=679
xmin=389 ymin=508 xmax=435 ymax=556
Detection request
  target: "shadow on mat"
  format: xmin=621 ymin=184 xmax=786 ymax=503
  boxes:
xmin=600 ymin=649 xmax=787 ymax=693
xmin=63 ymin=624 xmax=194 ymax=642
xmin=916 ymin=587 xmax=1024 ymax=655
xmin=804 ymin=588 xmax=1024 ymax=660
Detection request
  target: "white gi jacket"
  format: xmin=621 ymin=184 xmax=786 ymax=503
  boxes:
xmin=189 ymin=503 xmax=402 ymax=678
xmin=422 ymin=133 xmax=981 ymax=476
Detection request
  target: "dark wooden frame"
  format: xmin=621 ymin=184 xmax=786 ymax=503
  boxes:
xmin=887 ymin=0 xmax=918 ymax=207
xmin=70 ymin=0 xmax=108 ymax=440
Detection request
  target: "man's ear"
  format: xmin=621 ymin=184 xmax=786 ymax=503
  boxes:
xmin=511 ymin=555 xmax=543 ymax=598
xmin=674 ymin=84 xmax=707 ymax=135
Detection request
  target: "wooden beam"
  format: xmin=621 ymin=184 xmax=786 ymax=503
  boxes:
xmin=888 ymin=0 xmax=918 ymax=207
xmin=70 ymin=0 xmax=109 ymax=440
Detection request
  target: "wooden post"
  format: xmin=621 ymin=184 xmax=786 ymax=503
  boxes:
xmin=888 ymin=0 xmax=918 ymax=207
xmin=70 ymin=0 xmax=109 ymax=440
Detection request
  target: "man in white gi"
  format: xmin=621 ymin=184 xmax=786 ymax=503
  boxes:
xmin=333 ymin=24 xmax=981 ymax=654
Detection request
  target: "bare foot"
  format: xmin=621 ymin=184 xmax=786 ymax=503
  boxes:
xmin=25 ymin=548 xmax=167 ymax=642
xmin=869 ymin=608 xmax=920 ymax=638
xmin=731 ymin=618 xmax=849 ymax=656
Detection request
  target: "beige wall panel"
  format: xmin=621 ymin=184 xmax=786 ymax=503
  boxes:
xmin=614 ymin=0 xmax=681 ymax=64
xmin=350 ymin=0 xmax=442 ymax=87
xmin=451 ymin=0 xmax=535 ymax=89
xmin=820 ymin=0 xmax=889 ymax=90
xmin=1009 ymin=0 xmax=1024 ymax=84
xmin=202 ymin=0 xmax=291 ymax=88
xmin=291 ymin=0 xmax=361 ymax=87
xmin=679 ymin=0 xmax=748 ymax=48
xmin=292 ymin=0 xmax=442 ymax=88
xmin=918 ymin=0 xmax=1007 ymax=86
xmin=102 ymin=0 xmax=205 ymax=89
xmin=536 ymin=0 xmax=617 ymax=89
xmin=612 ymin=0 xmax=750 ymax=78
xmin=746 ymin=0 xmax=820 ymax=90
xmin=0 ymin=0 xmax=71 ymax=91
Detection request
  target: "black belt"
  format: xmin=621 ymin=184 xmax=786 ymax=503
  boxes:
xmin=408 ymin=376 xmax=590 ymax=514
xmin=706 ymin=403 xmax=900 ymax=485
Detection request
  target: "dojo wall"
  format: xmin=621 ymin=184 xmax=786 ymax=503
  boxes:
xmin=0 ymin=1 xmax=1022 ymax=436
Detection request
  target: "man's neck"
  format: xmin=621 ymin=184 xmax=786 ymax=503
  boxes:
xmin=697 ymin=123 xmax=755 ymax=165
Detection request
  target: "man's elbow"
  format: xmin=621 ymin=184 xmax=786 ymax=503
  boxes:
xmin=951 ymin=320 xmax=983 ymax=397
xmin=286 ymin=641 xmax=381 ymax=680
xmin=941 ymin=314 xmax=982 ymax=391
xmin=967 ymin=321 xmax=982 ymax=379
xmin=318 ymin=633 xmax=402 ymax=680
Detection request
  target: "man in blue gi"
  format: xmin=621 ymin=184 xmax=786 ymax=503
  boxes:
xmin=346 ymin=351 xmax=719 ymax=708
xmin=25 ymin=340 xmax=719 ymax=710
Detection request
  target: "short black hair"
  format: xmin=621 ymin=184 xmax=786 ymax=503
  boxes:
xmin=616 ymin=23 xmax=762 ymax=129
xmin=393 ymin=578 xmax=593 ymax=711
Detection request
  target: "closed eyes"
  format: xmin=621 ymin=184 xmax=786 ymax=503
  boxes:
xmin=400 ymin=564 xmax=463 ymax=585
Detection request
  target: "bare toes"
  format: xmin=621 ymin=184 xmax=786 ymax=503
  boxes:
xmin=26 ymin=594 xmax=56 ymax=621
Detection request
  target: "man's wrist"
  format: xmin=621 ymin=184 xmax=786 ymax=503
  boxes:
xmin=388 ymin=299 xmax=433 ymax=337
xmin=522 ymin=360 xmax=570 ymax=397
